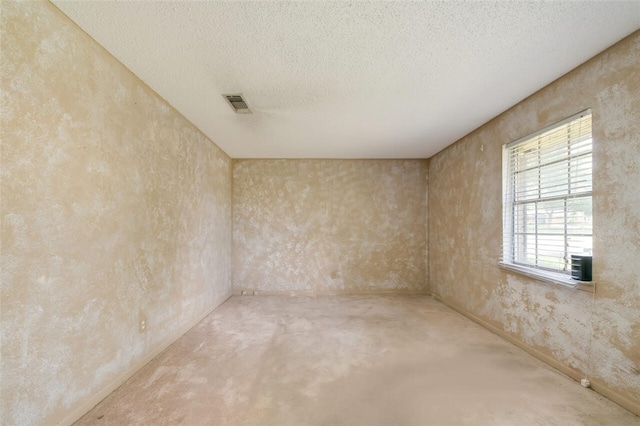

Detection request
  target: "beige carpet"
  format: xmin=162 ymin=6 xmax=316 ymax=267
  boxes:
xmin=76 ymin=296 xmax=639 ymax=425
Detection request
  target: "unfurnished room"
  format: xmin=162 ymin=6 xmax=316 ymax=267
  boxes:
xmin=1 ymin=1 xmax=639 ymax=425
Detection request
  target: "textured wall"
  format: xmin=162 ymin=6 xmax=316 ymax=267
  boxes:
xmin=233 ymin=160 xmax=428 ymax=295
xmin=429 ymin=32 xmax=640 ymax=412
xmin=0 ymin=2 xmax=232 ymax=425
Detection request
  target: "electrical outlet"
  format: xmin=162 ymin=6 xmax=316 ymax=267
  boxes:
xmin=139 ymin=312 xmax=147 ymax=333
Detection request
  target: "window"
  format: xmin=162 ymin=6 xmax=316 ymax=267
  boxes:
xmin=501 ymin=110 xmax=592 ymax=284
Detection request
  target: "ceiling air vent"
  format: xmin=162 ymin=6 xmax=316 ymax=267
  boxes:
xmin=223 ymin=94 xmax=252 ymax=114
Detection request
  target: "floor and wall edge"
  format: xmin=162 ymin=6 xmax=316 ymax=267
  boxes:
xmin=231 ymin=290 xmax=431 ymax=297
xmin=431 ymin=293 xmax=640 ymax=417
xmin=57 ymin=294 xmax=232 ymax=426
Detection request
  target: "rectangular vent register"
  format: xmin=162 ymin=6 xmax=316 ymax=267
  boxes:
xmin=223 ymin=94 xmax=252 ymax=114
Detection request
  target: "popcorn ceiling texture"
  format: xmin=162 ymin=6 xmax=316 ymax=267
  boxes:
xmin=233 ymin=160 xmax=428 ymax=295
xmin=0 ymin=2 xmax=232 ymax=425
xmin=50 ymin=0 xmax=640 ymax=159
xmin=429 ymin=32 xmax=640 ymax=413
xmin=1 ymin=1 xmax=638 ymax=424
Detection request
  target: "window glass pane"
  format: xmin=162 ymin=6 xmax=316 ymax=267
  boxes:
xmin=569 ymin=155 xmax=592 ymax=194
xmin=516 ymin=168 xmax=541 ymax=201
xmin=514 ymin=202 xmax=536 ymax=234
xmin=571 ymin=137 xmax=592 ymax=155
xmin=537 ymin=199 xmax=565 ymax=234
xmin=513 ymin=233 xmax=536 ymax=265
xmin=537 ymin=234 xmax=565 ymax=270
xmin=520 ymin=148 xmax=539 ymax=169
xmin=539 ymin=142 xmax=568 ymax=164
xmin=566 ymin=197 xmax=592 ymax=234
xmin=502 ymin=110 xmax=592 ymax=277
xmin=539 ymin=161 xmax=569 ymax=198
xmin=568 ymin=236 xmax=593 ymax=257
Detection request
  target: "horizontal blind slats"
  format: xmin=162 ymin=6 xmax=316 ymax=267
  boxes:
xmin=501 ymin=110 xmax=592 ymax=274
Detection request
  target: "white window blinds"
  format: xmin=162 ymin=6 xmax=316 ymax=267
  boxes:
xmin=502 ymin=110 xmax=593 ymax=275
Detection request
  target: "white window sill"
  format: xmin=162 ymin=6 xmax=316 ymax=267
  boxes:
xmin=498 ymin=262 xmax=594 ymax=292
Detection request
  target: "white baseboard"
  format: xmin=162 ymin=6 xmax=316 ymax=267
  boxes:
xmin=56 ymin=293 xmax=231 ymax=426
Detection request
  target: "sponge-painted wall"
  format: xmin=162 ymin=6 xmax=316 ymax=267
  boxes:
xmin=0 ymin=2 xmax=232 ymax=425
xmin=233 ymin=160 xmax=428 ymax=295
xmin=2 ymin=1 xmax=637 ymax=423
xmin=429 ymin=32 xmax=640 ymax=413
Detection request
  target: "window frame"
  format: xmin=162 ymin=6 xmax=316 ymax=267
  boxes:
xmin=500 ymin=110 xmax=593 ymax=288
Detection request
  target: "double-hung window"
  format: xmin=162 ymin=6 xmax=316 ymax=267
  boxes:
xmin=501 ymin=110 xmax=593 ymax=284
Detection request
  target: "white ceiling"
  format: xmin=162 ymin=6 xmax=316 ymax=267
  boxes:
xmin=52 ymin=1 xmax=640 ymax=159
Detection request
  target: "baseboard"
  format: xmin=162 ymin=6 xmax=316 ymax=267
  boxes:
xmin=231 ymin=289 xmax=430 ymax=296
xmin=431 ymin=293 xmax=640 ymax=417
xmin=56 ymin=291 xmax=638 ymax=423
xmin=588 ymin=378 xmax=640 ymax=417
xmin=56 ymin=293 xmax=232 ymax=426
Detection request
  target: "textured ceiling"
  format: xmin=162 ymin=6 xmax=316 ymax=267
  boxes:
xmin=52 ymin=1 xmax=640 ymax=159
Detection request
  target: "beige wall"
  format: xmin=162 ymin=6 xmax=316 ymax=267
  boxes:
xmin=2 ymin=0 xmax=637 ymax=423
xmin=233 ymin=160 xmax=428 ymax=295
xmin=1 ymin=2 xmax=232 ymax=425
xmin=429 ymin=32 xmax=640 ymax=413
